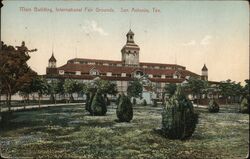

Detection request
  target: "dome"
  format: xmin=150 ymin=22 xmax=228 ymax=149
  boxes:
xmin=49 ymin=53 xmax=57 ymax=62
xmin=126 ymin=29 xmax=134 ymax=36
xmin=202 ymin=64 xmax=208 ymax=71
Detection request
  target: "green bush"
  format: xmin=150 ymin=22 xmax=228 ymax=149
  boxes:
xmin=208 ymin=99 xmax=220 ymax=113
xmin=116 ymin=94 xmax=121 ymax=106
xmin=132 ymin=98 xmax=137 ymax=105
xmin=161 ymin=86 xmax=198 ymax=140
xmin=143 ymin=99 xmax=147 ymax=106
xmin=90 ymin=92 xmax=107 ymax=116
xmin=152 ymin=99 xmax=157 ymax=107
xmin=240 ymin=97 xmax=249 ymax=114
xmin=85 ymin=93 xmax=95 ymax=114
xmin=116 ymin=95 xmax=133 ymax=122
xmin=105 ymin=96 xmax=110 ymax=106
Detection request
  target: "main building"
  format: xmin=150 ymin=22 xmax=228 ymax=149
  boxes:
xmin=46 ymin=29 xmax=208 ymax=99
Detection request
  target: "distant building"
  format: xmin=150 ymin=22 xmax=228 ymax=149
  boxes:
xmin=45 ymin=29 xmax=207 ymax=102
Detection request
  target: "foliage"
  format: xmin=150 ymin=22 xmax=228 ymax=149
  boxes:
xmin=116 ymin=94 xmax=133 ymax=122
xmin=208 ymin=99 xmax=220 ymax=113
xmin=240 ymin=97 xmax=249 ymax=114
xmin=132 ymin=98 xmax=137 ymax=105
xmin=86 ymin=78 xmax=117 ymax=96
xmin=164 ymin=83 xmax=177 ymax=98
xmin=152 ymin=99 xmax=157 ymax=107
xmin=85 ymin=92 xmax=95 ymax=114
xmin=127 ymin=79 xmax=143 ymax=98
xmin=0 ymin=41 xmax=37 ymax=109
xmin=143 ymin=99 xmax=147 ymax=106
xmin=63 ymin=79 xmax=84 ymax=102
xmin=161 ymin=86 xmax=198 ymax=139
xmin=218 ymin=79 xmax=243 ymax=104
xmin=90 ymin=91 xmax=107 ymax=116
xmin=19 ymin=77 xmax=49 ymax=106
xmin=116 ymin=94 xmax=121 ymax=106
xmin=242 ymin=79 xmax=249 ymax=99
xmin=185 ymin=77 xmax=208 ymax=105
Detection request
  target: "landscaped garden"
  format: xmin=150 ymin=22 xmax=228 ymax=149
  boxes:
xmin=0 ymin=104 xmax=248 ymax=159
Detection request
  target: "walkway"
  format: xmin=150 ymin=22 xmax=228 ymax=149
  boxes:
xmin=0 ymin=103 xmax=84 ymax=113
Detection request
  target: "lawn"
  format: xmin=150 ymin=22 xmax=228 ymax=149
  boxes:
xmin=0 ymin=104 xmax=249 ymax=159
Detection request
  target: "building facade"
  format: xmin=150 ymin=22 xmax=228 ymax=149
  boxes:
xmin=46 ymin=30 xmax=207 ymax=101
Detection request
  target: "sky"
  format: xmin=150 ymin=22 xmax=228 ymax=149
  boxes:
xmin=1 ymin=0 xmax=249 ymax=84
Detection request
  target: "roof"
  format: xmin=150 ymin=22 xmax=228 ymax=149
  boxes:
xmin=202 ymin=64 xmax=208 ymax=71
xmin=49 ymin=53 xmax=57 ymax=62
xmin=126 ymin=29 xmax=134 ymax=36
xmin=68 ymin=58 xmax=121 ymax=64
xmin=67 ymin=58 xmax=186 ymax=69
xmin=57 ymin=62 xmax=199 ymax=78
xmin=122 ymin=42 xmax=140 ymax=51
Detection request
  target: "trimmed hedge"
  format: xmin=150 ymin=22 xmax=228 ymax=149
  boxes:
xmin=116 ymin=95 xmax=133 ymax=122
xmin=240 ymin=97 xmax=249 ymax=114
xmin=161 ymin=86 xmax=198 ymax=140
xmin=90 ymin=92 xmax=107 ymax=116
xmin=208 ymin=99 xmax=220 ymax=113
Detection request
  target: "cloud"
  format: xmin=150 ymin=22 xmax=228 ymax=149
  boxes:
xmin=182 ymin=40 xmax=196 ymax=46
xmin=81 ymin=20 xmax=108 ymax=36
xmin=200 ymin=35 xmax=212 ymax=45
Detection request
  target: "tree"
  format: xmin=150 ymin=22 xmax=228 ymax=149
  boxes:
xmin=127 ymin=79 xmax=143 ymax=99
xmin=47 ymin=80 xmax=60 ymax=104
xmin=63 ymin=79 xmax=79 ymax=102
xmin=0 ymin=41 xmax=37 ymax=111
xmin=164 ymin=83 xmax=177 ymax=98
xmin=218 ymin=79 xmax=243 ymax=105
xmin=186 ymin=77 xmax=207 ymax=106
xmin=31 ymin=77 xmax=49 ymax=107
xmin=85 ymin=78 xmax=117 ymax=114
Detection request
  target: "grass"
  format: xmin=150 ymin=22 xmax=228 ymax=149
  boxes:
xmin=0 ymin=104 xmax=249 ymax=159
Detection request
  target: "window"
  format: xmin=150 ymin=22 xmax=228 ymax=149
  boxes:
xmin=107 ymin=72 xmax=112 ymax=76
xmin=90 ymin=68 xmax=99 ymax=76
xmin=59 ymin=70 xmax=64 ymax=75
xmin=121 ymin=73 xmax=126 ymax=77
xmin=75 ymin=71 xmax=81 ymax=75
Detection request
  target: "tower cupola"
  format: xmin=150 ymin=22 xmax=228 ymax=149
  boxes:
xmin=121 ymin=29 xmax=140 ymax=66
xmin=201 ymin=64 xmax=208 ymax=81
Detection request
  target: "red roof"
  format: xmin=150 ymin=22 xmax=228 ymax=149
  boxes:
xmin=57 ymin=63 xmax=198 ymax=77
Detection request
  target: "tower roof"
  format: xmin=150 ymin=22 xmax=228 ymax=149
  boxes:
xmin=126 ymin=29 xmax=134 ymax=36
xmin=49 ymin=53 xmax=57 ymax=62
xmin=202 ymin=64 xmax=208 ymax=71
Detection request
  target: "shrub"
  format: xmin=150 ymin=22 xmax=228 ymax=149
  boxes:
xmin=208 ymin=99 xmax=220 ymax=113
xmin=240 ymin=97 xmax=249 ymax=114
xmin=132 ymin=98 xmax=137 ymax=105
xmin=105 ymin=96 xmax=110 ymax=106
xmin=143 ymin=99 xmax=147 ymax=106
xmin=116 ymin=95 xmax=133 ymax=122
xmin=116 ymin=94 xmax=121 ymax=106
xmin=85 ymin=93 xmax=95 ymax=114
xmin=152 ymin=99 xmax=157 ymax=107
xmin=90 ymin=92 xmax=107 ymax=116
xmin=161 ymin=86 xmax=198 ymax=140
